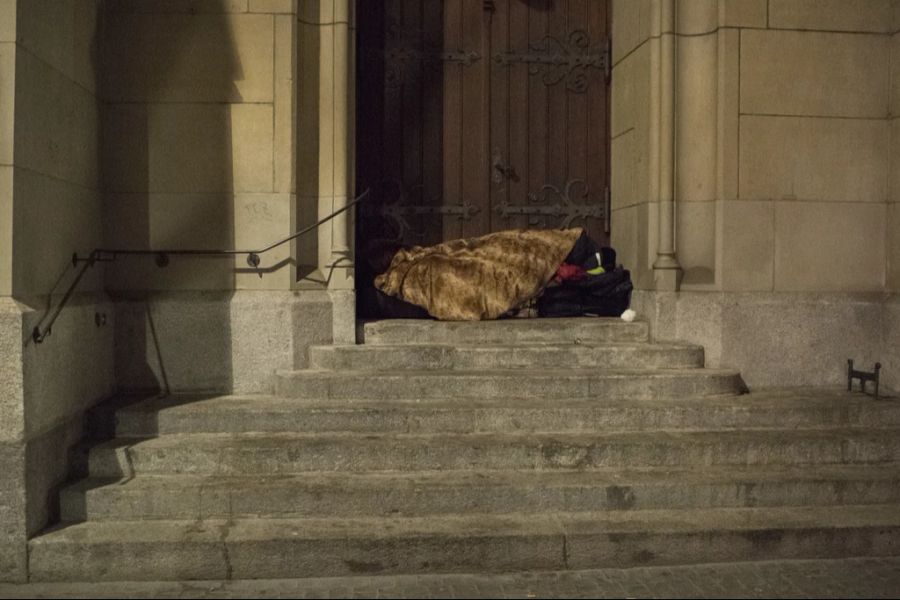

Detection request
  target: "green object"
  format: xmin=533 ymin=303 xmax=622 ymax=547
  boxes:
xmin=587 ymin=252 xmax=605 ymax=275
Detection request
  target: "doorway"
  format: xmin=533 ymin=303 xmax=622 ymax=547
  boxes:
xmin=355 ymin=0 xmax=611 ymax=309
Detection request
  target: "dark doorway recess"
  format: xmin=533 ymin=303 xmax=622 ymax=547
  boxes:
xmin=355 ymin=0 xmax=611 ymax=315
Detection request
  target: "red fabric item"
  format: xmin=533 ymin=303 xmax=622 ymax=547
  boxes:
xmin=554 ymin=262 xmax=587 ymax=283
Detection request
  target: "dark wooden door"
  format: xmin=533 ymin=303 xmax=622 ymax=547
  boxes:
xmin=357 ymin=0 xmax=610 ymax=249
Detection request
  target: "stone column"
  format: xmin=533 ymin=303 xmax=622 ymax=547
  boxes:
xmin=298 ymin=0 xmax=354 ymax=292
xmin=325 ymin=0 xmax=351 ymax=278
xmin=651 ymin=0 xmax=683 ymax=290
xmin=674 ymin=0 xmax=719 ymax=288
xmin=326 ymin=0 xmax=355 ymax=344
xmin=297 ymin=0 xmax=356 ymax=342
xmin=306 ymin=0 xmax=353 ymax=292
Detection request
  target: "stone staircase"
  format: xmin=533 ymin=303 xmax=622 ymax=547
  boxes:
xmin=28 ymin=318 xmax=900 ymax=581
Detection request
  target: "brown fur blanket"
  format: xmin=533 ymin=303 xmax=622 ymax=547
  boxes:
xmin=374 ymin=228 xmax=583 ymax=321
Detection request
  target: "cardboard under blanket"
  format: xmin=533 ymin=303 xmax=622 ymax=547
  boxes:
xmin=375 ymin=228 xmax=584 ymax=321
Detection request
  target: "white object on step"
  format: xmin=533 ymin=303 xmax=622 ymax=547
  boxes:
xmin=620 ymin=309 xmax=636 ymax=322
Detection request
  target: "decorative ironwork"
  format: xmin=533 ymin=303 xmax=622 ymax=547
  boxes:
xmin=362 ymin=18 xmax=482 ymax=88
xmin=495 ymin=179 xmax=605 ymax=228
xmin=493 ymin=30 xmax=608 ymax=92
xmin=439 ymin=50 xmax=482 ymax=66
xmin=375 ymin=46 xmax=481 ymax=88
xmin=380 ymin=201 xmax=481 ymax=239
xmin=365 ymin=179 xmax=480 ymax=241
xmin=380 ymin=47 xmax=480 ymax=67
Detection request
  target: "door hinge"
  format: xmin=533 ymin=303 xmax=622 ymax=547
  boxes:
xmin=492 ymin=30 xmax=608 ymax=93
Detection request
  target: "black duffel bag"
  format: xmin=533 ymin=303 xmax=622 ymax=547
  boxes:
xmin=537 ymin=266 xmax=633 ymax=318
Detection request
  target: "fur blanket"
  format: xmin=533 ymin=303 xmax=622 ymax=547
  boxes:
xmin=374 ymin=228 xmax=583 ymax=321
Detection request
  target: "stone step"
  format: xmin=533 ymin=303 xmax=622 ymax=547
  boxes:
xmin=361 ymin=318 xmax=649 ymax=345
xmin=83 ymin=429 xmax=900 ymax=478
xmin=59 ymin=465 xmax=900 ymax=522
xmin=29 ymin=504 xmax=900 ymax=581
xmin=308 ymin=342 xmax=705 ymax=371
xmin=101 ymin=391 xmax=900 ymax=437
xmin=273 ymin=368 xmax=745 ymax=400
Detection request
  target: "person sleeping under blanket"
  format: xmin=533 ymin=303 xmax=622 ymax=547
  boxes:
xmin=360 ymin=228 xmax=625 ymax=321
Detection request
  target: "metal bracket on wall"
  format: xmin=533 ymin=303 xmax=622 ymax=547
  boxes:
xmin=495 ymin=179 xmax=605 ymax=229
xmin=492 ymin=30 xmax=609 ymax=92
xmin=847 ymin=359 xmax=882 ymax=400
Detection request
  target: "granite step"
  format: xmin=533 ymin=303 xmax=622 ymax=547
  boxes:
xmin=99 ymin=390 xmax=900 ymax=437
xmin=308 ymin=342 xmax=705 ymax=371
xmin=273 ymin=368 xmax=746 ymax=400
xmin=59 ymin=465 xmax=900 ymax=522
xmin=360 ymin=318 xmax=649 ymax=345
xmin=29 ymin=504 xmax=900 ymax=581
xmin=82 ymin=428 xmax=900 ymax=478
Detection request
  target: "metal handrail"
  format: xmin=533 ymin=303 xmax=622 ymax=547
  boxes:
xmin=32 ymin=189 xmax=370 ymax=344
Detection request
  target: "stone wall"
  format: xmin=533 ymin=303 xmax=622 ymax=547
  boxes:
xmin=98 ymin=0 xmax=343 ymax=394
xmin=9 ymin=0 xmax=115 ymax=440
xmin=0 ymin=0 xmax=13 ymax=298
xmin=631 ymin=290 xmax=886 ymax=389
xmin=887 ymin=7 xmax=900 ymax=392
xmin=609 ymin=0 xmax=655 ymax=290
xmin=0 ymin=0 xmax=23 ymax=579
xmin=894 ymin=9 xmax=900 ymax=294
xmin=0 ymin=299 xmax=26 ymax=581
xmin=102 ymin=0 xmax=296 ymax=292
xmin=0 ymin=0 xmax=115 ymax=581
xmin=736 ymin=1 xmax=890 ymax=294
xmin=0 ymin=1 xmax=343 ymax=578
xmin=112 ymin=289 xmax=337 ymax=394
xmin=887 ymin=296 xmax=900 ymax=393
xmin=612 ymin=0 xmax=892 ymax=293
xmin=611 ymin=0 xmax=897 ymax=390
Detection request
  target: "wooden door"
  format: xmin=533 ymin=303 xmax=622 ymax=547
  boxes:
xmin=356 ymin=0 xmax=610 ymax=249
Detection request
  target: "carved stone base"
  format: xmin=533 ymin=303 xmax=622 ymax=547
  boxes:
xmin=653 ymin=267 xmax=683 ymax=291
